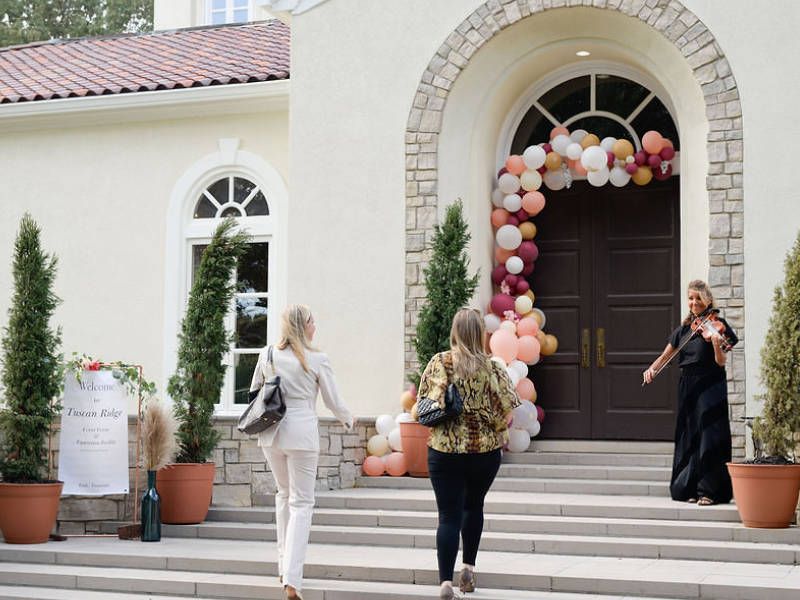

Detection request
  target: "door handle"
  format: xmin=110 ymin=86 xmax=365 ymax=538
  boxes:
xmin=581 ymin=328 xmax=590 ymax=368
xmin=596 ymin=328 xmax=606 ymax=368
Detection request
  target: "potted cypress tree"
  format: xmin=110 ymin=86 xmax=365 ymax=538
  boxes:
xmin=728 ymin=230 xmax=800 ymax=528
xmin=157 ymin=219 xmax=249 ymax=524
xmin=401 ymin=200 xmax=478 ymax=476
xmin=0 ymin=214 xmax=64 ymax=544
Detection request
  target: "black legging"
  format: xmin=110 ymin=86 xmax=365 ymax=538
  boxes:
xmin=428 ymin=447 xmax=502 ymax=583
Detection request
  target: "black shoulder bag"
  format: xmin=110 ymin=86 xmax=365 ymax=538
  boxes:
xmin=416 ymin=355 xmax=463 ymax=427
xmin=237 ymin=346 xmax=286 ymax=435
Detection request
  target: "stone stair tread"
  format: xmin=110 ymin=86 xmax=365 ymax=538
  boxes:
xmin=3 ymin=538 xmax=800 ymax=598
xmin=0 ymin=586 xmax=222 ymax=600
xmin=358 ymin=476 xmax=668 ymax=485
xmin=504 ymin=452 xmax=672 ymax=466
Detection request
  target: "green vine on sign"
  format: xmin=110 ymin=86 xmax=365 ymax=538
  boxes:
xmin=65 ymin=353 xmax=157 ymax=400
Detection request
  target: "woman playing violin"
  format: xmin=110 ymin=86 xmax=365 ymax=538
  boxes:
xmin=643 ymin=280 xmax=738 ymax=506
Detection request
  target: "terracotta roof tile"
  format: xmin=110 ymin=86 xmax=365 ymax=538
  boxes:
xmin=0 ymin=20 xmax=290 ymax=104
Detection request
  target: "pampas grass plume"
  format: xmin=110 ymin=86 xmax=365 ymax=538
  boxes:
xmin=142 ymin=399 xmax=177 ymax=471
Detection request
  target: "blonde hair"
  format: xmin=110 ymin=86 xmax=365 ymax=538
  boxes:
xmin=449 ymin=308 xmax=489 ymax=380
xmin=277 ymin=304 xmax=317 ymax=372
xmin=683 ymin=279 xmax=716 ymax=325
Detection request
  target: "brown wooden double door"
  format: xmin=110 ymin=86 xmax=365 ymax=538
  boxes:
xmin=529 ymin=178 xmax=680 ymax=440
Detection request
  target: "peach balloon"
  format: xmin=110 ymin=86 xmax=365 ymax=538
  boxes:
xmin=489 ymin=329 xmax=519 ymax=363
xmin=491 ymin=208 xmax=510 ymax=228
xmin=545 ymin=152 xmax=562 ymax=171
xmin=521 ymin=191 xmax=546 ymax=215
xmin=401 ymin=390 xmax=415 ymax=412
xmin=642 ymin=131 xmax=664 ymax=154
xmin=517 ymin=335 xmax=541 ymax=364
xmin=572 ymin=159 xmax=588 ymax=176
xmin=519 ymin=222 xmax=537 ymax=240
xmin=363 ymin=455 xmax=385 ymax=476
xmin=612 ymin=139 xmax=634 ymax=160
xmin=516 ymin=377 xmax=536 ymax=401
xmin=580 ymin=133 xmax=600 ymax=149
xmin=495 ymin=246 xmax=515 ymax=264
xmin=550 ymin=126 xmax=569 ymax=140
xmin=505 ymin=155 xmax=526 ymax=176
xmin=385 ymin=452 xmax=407 ymax=477
xmin=517 ymin=317 xmax=540 ymax=337
xmin=632 ymin=166 xmax=653 ymax=186
xmin=663 ymin=138 xmax=674 ymax=149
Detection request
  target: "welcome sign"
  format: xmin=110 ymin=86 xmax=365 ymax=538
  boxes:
xmin=58 ymin=370 xmax=130 ymax=496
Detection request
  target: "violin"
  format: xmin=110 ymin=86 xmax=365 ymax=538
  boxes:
xmin=690 ymin=309 xmax=734 ymax=353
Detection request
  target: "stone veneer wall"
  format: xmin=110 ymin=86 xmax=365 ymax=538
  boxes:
xmin=403 ymin=0 xmax=747 ymax=458
xmin=43 ymin=416 xmax=373 ymax=535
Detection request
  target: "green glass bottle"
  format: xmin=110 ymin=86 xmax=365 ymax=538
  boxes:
xmin=140 ymin=470 xmax=161 ymax=542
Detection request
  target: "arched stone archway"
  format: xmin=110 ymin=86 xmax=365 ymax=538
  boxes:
xmin=404 ymin=0 xmax=745 ymax=455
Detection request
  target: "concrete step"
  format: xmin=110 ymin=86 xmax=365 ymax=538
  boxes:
xmin=529 ymin=441 xmax=674 ymax=454
xmin=114 ymin=520 xmax=800 ymax=564
xmin=497 ymin=463 xmax=670 ymax=481
xmin=203 ymin=506 xmax=800 ymax=544
xmin=3 ymin=537 xmax=800 ymax=599
xmin=0 ymin=587 xmax=223 ymax=600
xmin=355 ymin=475 xmax=670 ymax=496
xmin=504 ymin=452 xmax=672 ymax=467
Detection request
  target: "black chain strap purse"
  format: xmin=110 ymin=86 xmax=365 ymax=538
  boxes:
xmin=237 ymin=346 xmax=286 ymax=435
xmin=417 ymin=356 xmax=463 ymax=427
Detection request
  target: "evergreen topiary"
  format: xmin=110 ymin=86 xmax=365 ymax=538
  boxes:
xmin=411 ymin=199 xmax=479 ymax=387
xmin=0 ymin=214 xmax=63 ymax=483
xmin=168 ymin=219 xmax=249 ymax=464
xmin=752 ymin=230 xmax=800 ymax=461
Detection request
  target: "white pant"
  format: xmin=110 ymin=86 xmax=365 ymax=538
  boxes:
xmin=262 ymin=446 xmax=319 ymax=591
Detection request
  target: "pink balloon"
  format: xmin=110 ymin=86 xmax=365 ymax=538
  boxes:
xmin=625 ymin=163 xmax=638 ymax=175
xmin=536 ymin=405 xmax=545 ymax=423
xmin=517 ymin=317 xmax=539 ymax=337
xmin=363 ymin=455 xmax=385 ymax=476
xmin=489 ymin=329 xmax=519 ymax=363
xmin=491 ymin=208 xmax=510 ymax=228
xmin=515 ymin=208 xmax=529 ymax=222
xmin=642 ymin=131 xmax=664 ymax=155
xmin=660 ymin=146 xmax=676 ymax=161
xmin=634 ymin=151 xmax=647 ymax=166
xmin=409 ymin=383 xmax=417 ymax=399
xmin=490 ymin=293 xmax=515 ymax=317
xmin=550 ymin=126 xmax=569 ymax=140
xmin=505 ymin=155 xmax=526 ymax=176
xmin=516 ymin=377 xmax=535 ymax=401
xmin=385 ymin=452 xmax=407 ymax=477
xmin=516 ymin=279 xmax=530 ymax=295
xmin=647 ymin=154 xmax=661 ymax=168
xmin=517 ymin=335 xmax=541 ymax=364
xmin=491 ymin=265 xmax=508 ymax=285
xmin=521 ymin=191 xmax=546 ymax=216
xmin=517 ymin=241 xmax=539 ymax=263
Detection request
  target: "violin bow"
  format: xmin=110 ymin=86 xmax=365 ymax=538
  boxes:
xmin=641 ymin=311 xmax=717 ymax=388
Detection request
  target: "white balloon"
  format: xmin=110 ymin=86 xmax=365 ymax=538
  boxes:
xmin=625 ymin=155 xmax=636 ymax=164
xmin=492 ymin=188 xmax=505 ymax=208
xmin=511 ymin=405 xmax=530 ymax=430
xmin=375 ymin=414 xmax=395 ymax=436
xmin=484 ymin=313 xmax=501 ymax=333
xmin=581 ymin=145 xmax=607 ymax=172
xmin=490 ymin=356 xmax=508 ymax=370
xmin=367 ymin=434 xmax=390 ymax=457
xmin=505 ymin=255 xmax=524 ymax=275
xmin=543 ymin=169 xmax=566 ymax=191
xmin=587 ymin=166 xmax=610 ymax=187
xmin=570 ymin=129 xmax=588 ymax=143
xmin=396 ymin=412 xmax=415 ymax=424
xmin=507 ymin=428 xmax=531 ymax=453
xmin=551 ymin=134 xmax=571 ymax=157
xmin=506 ymin=367 xmax=521 ymax=388
xmin=496 ymin=225 xmax=522 ymax=250
xmin=510 ymin=360 xmax=529 ymax=379
xmin=519 ymin=169 xmax=542 ymax=192
xmin=498 ymin=173 xmax=521 ymax=194
xmin=499 ymin=320 xmax=517 ymax=333
xmin=600 ymin=136 xmax=617 ymax=152
xmin=528 ymin=418 xmax=541 ymax=438
xmin=514 ymin=295 xmax=533 ymax=315
xmin=609 ymin=165 xmax=632 ymax=187
xmin=388 ymin=427 xmax=403 ymax=451
xmin=522 ymin=145 xmax=546 ymax=170
xmin=566 ymin=142 xmax=583 ymax=161
xmin=531 ymin=308 xmax=546 ymax=330
xmin=503 ymin=194 xmax=522 ymax=212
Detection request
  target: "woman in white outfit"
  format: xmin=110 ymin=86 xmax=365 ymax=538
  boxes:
xmin=250 ymin=304 xmax=354 ymax=600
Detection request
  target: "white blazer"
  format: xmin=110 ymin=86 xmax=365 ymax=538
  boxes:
xmin=249 ymin=345 xmax=353 ymax=452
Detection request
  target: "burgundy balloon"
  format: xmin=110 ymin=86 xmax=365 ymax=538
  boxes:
xmin=537 ymin=166 xmax=547 ymax=174
xmin=536 ymin=405 xmax=545 ymax=423
xmin=522 ymin=262 xmax=535 ymax=277
xmin=517 ymin=241 xmax=539 ymax=263
xmin=490 ymin=293 xmax=516 ymax=317
xmin=491 ymin=265 xmax=508 ymax=286
xmin=542 ymin=143 xmax=553 ymax=153
xmin=625 ymin=163 xmax=639 ymax=175
xmin=634 ymin=151 xmax=647 ymax=166
xmin=506 ymin=215 xmax=520 ymax=227
xmin=515 ymin=208 xmax=529 ymax=221
xmin=497 ymin=167 xmax=508 ymax=178
xmin=653 ymin=163 xmax=673 ymax=181
xmin=606 ymin=151 xmax=615 ymax=168
xmin=660 ymin=146 xmax=676 ymax=161
xmin=516 ymin=279 xmax=530 ymax=294
xmin=504 ymin=274 xmax=519 ymax=288
xmin=647 ymin=154 xmax=661 ymax=168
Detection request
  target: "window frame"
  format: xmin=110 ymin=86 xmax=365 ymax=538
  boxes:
xmin=207 ymin=0 xmax=254 ymax=25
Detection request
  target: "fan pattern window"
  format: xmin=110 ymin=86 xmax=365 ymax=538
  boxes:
xmin=194 ymin=176 xmax=269 ymax=219
xmin=511 ymin=73 xmax=679 ymax=155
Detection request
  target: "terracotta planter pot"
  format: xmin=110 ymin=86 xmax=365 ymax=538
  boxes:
xmin=727 ymin=462 xmax=800 ymax=528
xmin=399 ymin=422 xmax=431 ymax=477
xmin=156 ymin=463 xmax=216 ymax=524
xmin=0 ymin=481 xmax=62 ymax=544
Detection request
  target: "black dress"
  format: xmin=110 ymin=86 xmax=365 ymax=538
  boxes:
xmin=667 ymin=317 xmax=738 ymax=503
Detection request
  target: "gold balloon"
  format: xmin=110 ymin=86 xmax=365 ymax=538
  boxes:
xmin=410 ymin=401 xmax=419 ymax=421
xmin=541 ymin=334 xmax=559 ymax=356
xmin=531 ymin=310 xmax=544 ymax=328
xmin=530 ymin=386 xmax=538 ymax=403
xmin=632 ymin=166 xmax=653 ymax=186
xmin=536 ymin=330 xmax=547 ymax=345
xmin=545 ymin=151 xmax=562 ymax=171
xmin=401 ymin=391 xmax=415 ymax=412
xmin=524 ymin=290 xmax=536 ymax=304
xmin=612 ymin=139 xmax=634 ymax=160
xmin=580 ymin=134 xmax=600 ymax=149
xmin=519 ymin=221 xmax=537 ymax=240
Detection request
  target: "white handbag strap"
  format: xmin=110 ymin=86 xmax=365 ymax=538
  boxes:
xmin=264 ymin=345 xmax=277 ymax=379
